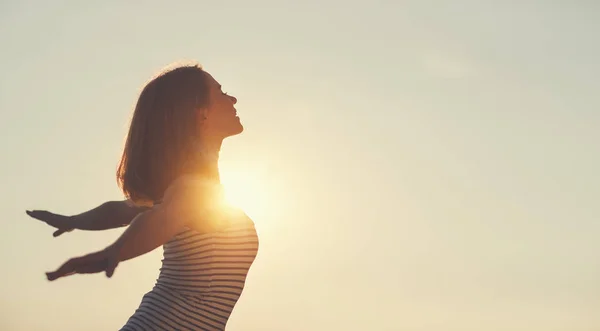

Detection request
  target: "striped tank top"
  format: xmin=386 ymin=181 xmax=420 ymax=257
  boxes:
xmin=120 ymin=205 xmax=259 ymax=330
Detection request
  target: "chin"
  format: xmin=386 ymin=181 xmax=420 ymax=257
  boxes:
xmin=233 ymin=123 xmax=244 ymax=135
xmin=225 ymin=123 xmax=244 ymax=138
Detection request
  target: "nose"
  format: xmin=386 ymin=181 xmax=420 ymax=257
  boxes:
xmin=229 ymin=95 xmax=237 ymax=104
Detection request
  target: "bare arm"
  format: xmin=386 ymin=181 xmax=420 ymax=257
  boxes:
xmin=73 ymin=200 xmax=150 ymax=230
xmin=26 ymin=200 xmax=150 ymax=237
xmin=45 ymin=176 xmax=228 ymax=280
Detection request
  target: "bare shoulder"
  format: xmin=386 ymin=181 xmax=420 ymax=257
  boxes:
xmin=161 ymin=174 xmax=226 ymax=232
xmin=164 ymin=175 xmax=220 ymax=201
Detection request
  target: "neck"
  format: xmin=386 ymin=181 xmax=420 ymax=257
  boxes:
xmin=196 ymin=135 xmax=223 ymax=182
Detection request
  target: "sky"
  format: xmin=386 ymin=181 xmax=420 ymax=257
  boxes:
xmin=1 ymin=1 xmax=599 ymax=330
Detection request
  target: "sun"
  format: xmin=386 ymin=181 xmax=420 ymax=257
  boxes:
xmin=219 ymin=167 xmax=271 ymax=222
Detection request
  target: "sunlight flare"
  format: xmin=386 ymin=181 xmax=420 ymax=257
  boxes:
xmin=220 ymin=166 xmax=272 ymax=223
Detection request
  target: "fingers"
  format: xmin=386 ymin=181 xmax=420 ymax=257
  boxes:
xmin=46 ymin=258 xmax=78 ymax=281
xmin=52 ymin=228 xmax=73 ymax=237
xmin=26 ymin=210 xmax=73 ymax=237
xmin=25 ymin=210 xmax=49 ymax=221
xmin=46 ymin=250 xmax=114 ymax=281
xmin=105 ymin=255 xmax=120 ymax=278
xmin=46 ymin=270 xmax=75 ymax=281
xmin=26 ymin=210 xmax=52 ymax=224
xmin=26 ymin=210 xmax=55 ymax=220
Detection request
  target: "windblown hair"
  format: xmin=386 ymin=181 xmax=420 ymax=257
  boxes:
xmin=116 ymin=64 xmax=210 ymax=205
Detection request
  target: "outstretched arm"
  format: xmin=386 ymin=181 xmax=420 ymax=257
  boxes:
xmin=27 ymin=200 xmax=150 ymax=237
xmin=74 ymin=200 xmax=150 ymax=230
xmin=46 ymin=176 xmax=227 ymax=280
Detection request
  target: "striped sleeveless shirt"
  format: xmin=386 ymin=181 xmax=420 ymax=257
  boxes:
xmin=120 ymin=189 xmax=259 ymax=330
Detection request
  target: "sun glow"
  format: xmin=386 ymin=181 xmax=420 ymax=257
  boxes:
xmin=220 ymin=167 xmax=272 ymax=223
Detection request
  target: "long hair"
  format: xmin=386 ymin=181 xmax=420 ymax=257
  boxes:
xmin=116 ymin=64 xmax=210 ymax=205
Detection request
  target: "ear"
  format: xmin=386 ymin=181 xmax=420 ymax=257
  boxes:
xmin=197 ymin=107 xmax=209 ymax=121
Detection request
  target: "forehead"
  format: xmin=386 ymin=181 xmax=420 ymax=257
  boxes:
xmin=203 ymin=72 xmax=221 ymax=90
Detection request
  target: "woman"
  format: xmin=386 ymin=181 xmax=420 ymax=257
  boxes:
xmin=26 ymin=63 xmax=260 ymax=330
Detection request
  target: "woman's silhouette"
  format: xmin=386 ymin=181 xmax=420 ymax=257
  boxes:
xmin=26 ymin=64 xmax=259 ymax=330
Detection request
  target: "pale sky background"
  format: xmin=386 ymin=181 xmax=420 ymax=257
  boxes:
xmin=1 ymin=1 xmax=599 ymax=330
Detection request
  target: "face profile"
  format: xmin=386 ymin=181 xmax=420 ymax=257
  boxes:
xmin=200 ymin=71 xmax=243 ymax=139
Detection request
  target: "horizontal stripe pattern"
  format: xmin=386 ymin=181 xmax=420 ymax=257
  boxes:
xmin=120 ymin=210 xmax=259 ymax=330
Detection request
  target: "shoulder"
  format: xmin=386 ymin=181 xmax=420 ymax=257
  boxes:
xmin=162 ymin=175 xmax=224 ymax=213
xmin=164 ymin=175 xmax=219 ymax=198
xmin=159 ymin=175 xmax=228 ymax=233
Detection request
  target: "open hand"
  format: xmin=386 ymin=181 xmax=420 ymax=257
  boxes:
xmin=26 ymin=210 xmax=75 ymax=237
xmin=46 ymin=246 xmax=120 ymax=281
